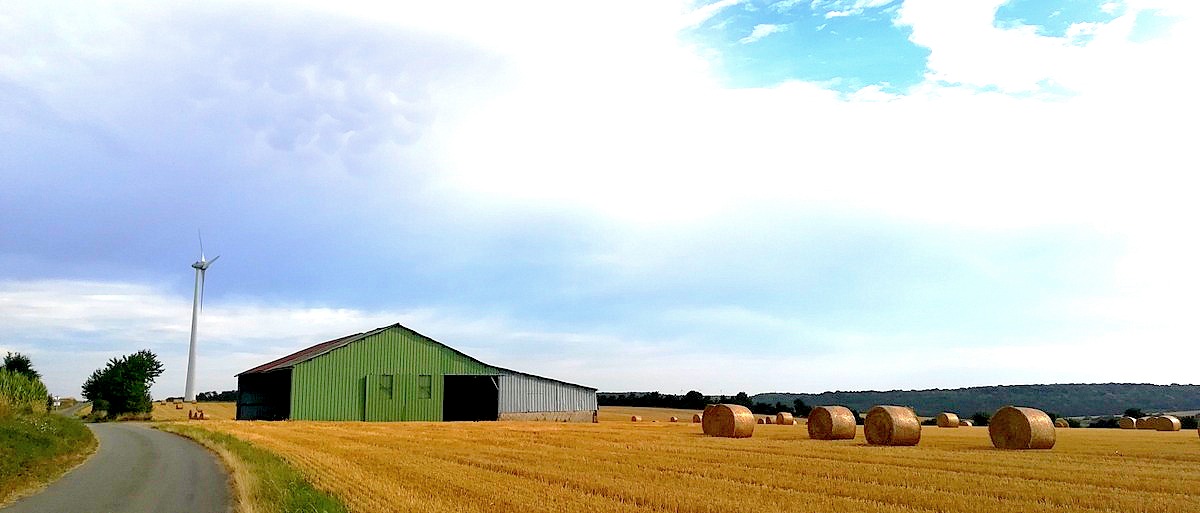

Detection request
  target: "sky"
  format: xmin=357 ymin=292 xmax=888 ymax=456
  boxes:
xmin=2 ymin=0 xmax=1198 ymax=399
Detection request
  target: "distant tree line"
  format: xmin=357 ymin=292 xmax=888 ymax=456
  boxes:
xmin=598 ymin=391 xmax=812 ymax=417
xmin=753 ymin=383 xmax=1200 ymax=418
xmin=196 ymin=390 xmax=238 ymax=402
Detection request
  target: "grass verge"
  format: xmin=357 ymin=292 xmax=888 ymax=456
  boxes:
xmin=157 ymin=423 xmax=347 ymax=513
xmin=0 ymin=413 xmax=97 ymax=505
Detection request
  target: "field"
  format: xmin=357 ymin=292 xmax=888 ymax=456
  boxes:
xmin=184 ymin=407 xmax=1200 ymax=513
xmin=151 ymin=401 xmax=236 ymax=421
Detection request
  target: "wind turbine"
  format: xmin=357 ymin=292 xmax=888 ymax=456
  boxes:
xmin=185 ymin=233 xmax=219 ymax=403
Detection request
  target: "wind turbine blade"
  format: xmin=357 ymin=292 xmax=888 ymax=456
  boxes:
xmin=198 ymin=230 xmax=206 ymax=261
xmin=207 ymin=255 xmax=220 ymax=266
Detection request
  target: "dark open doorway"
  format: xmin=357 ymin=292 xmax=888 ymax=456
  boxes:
xmin=236 ymin=369 xmax=291 ymax=420
xmin=443 ymin=375 xmax=499 ymax=421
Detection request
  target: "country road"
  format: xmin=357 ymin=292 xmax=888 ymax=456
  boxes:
xmin=3 ymin=422 xmax=230 ymax=513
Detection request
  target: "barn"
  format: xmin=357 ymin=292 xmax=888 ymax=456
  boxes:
xmin=235 ymin=323 xmax=597 ymax=422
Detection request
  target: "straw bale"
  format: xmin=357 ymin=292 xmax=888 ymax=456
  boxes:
xmin=776 ymin=412 xmax=795 ymax=426
xmin=1117 ymin=416 xmax=1136 ymax=429
xmin=702 ymin=404 xmax=755 ymax=438
xmin=1154 ymin=415 xmax=1181 ymax=431
xmin=988 ymin=406 xmax=1056 ymax=450
xmin=807 ymin=405 xmax=856 ymax=440
xmin=936 ymin=412 xmax=960 ymax=428
xmin=765 ymin=416 xmax=774 ymax=424
xmin=756 ymin=418 xmax=765 ymax=424
xmin=669 ymin=416 xmax=679 ymax=422
xmin=864 ymin=405 xmax=921 ymax=446
xmin=1054 ymin=418 xmax=1070 ymax=428
xmin=630 ymin=415 xmax=641 ymax=422
xmin=959 ymin=419 xmax=973 ymax=427
xmin=692 ymin=413 xmax=703 ymax=423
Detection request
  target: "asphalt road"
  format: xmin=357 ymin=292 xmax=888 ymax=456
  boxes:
xmin=3 ymin=423 xmax=230 ymax=513
xmin=54 ymin=401 xmax=91 ymax=418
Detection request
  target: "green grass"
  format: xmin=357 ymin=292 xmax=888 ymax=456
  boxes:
xmin=0 ymin=413 xmax=96 ymax=504
xmin=158 ymin=424 xmax=347 ymax=513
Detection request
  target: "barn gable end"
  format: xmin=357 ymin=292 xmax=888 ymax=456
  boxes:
xmin=290 ymin=325 xmax=497 ymax=421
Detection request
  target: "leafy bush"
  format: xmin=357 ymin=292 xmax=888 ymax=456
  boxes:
xmin=81 ymin=350 xmax=164 ymax=419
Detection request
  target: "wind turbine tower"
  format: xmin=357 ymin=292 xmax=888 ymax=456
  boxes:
xmin=185 ymin=235 xmax=219 ymax=402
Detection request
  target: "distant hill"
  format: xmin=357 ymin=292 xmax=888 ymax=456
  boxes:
xmin=753 ymin=383 xmax=1200 ymax=417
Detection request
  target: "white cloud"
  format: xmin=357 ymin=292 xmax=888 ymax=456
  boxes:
xmin=1 ymin=279 xmax=772 ymax=397
xmin=683 ymin=0 xmax=746 ymax=28
xmin=739 ymin=23 xmax=789 ymax=44
xmin=770 ymin=0 xmax=804 ymax=13
xmin=812 ymin=0 xmax=898 ymax=18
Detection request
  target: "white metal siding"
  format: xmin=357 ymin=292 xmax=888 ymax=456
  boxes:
xmin=497 ymin=373 xmax=597 ymax=413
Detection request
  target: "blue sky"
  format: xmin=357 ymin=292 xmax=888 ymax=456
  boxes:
xmin=2 ymin=0 xmax=1198 ymax=399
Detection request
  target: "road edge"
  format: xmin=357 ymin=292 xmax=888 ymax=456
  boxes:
xmin=156 ymin=423 xmax=347 ymax=513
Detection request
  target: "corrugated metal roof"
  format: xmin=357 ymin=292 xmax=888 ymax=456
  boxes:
xmin=236 ymin=327 xmax=389 ymax=375
xmin=236 ymin=323 xmax=597 ymax=391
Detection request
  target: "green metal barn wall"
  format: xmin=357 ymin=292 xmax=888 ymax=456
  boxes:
xmin=290 ymin=326 xmax=496 ymax=421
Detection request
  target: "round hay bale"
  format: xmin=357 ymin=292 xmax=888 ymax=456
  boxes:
xmin=936 ymin=412 xmax=960 ymax=428
xmin=959 ymin=419 xmax=973 ymax=427
xmin=765 ymin=416 xmax=774 ymax=424
xmin=756 ymin=418 xmax=765 ymax=424
xmin=630 ymin=415 xmax=642 ymax=422
xmin=807 ymin=405 xmax=856 ymax=440
xmin=776 ymin=412 xmax=795 ymax=426
xmin=1154 ymin=415 xmax=1181 ymax=431
xmin=702 ymin=404 xmax=755 ymax=438
xmin=1136 ymin=417 xmax=1156 ymax=429
xmin=988 ymin=406 xmax=1056 ymax=450
xmin=692 ymin=413 xmax=703 ymax=423
xmin=864 ymin=405 xmax=921 ymax=446
xmin=1054 ymin=418 xmax=1070 ymax=428
xmin=1117 ymin=416 xmax=1137 ymax=429
xmin=669 ymin=416 xmax=679 ymax=423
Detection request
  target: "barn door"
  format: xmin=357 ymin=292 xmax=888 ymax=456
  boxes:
xmin=365 ymin=374 xmax=407 ymax=421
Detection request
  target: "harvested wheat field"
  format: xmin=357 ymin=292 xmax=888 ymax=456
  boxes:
xmin=597 ymin=406 xmax=703 ymax=423
xmin=151 ymin=401 xmax=236 ymax=421
xmin=185 ymin=408 xmax=1200 ymax=513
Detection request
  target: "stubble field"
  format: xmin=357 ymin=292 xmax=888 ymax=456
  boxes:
xmin=151 ymin=401 xmax=237 ymax=421
xmin=184 ymin=406 xmax=1200 ymax=513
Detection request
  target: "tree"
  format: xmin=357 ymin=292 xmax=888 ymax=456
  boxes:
xmin=1 ymin=352 xmax=40 ymax=380
xmin=732 ymin=392 xmax=753 ymax=407
xmin=1182 ymin=416 xmax=1198 ymax=430
xmin=81 ymin=350 xmax=164 ymax=419
xmin=682 ymin=390 xmax=706 ymax=410
xmin=1124 ymin=408 xmax=1145 ymax=419
xmin=197 ymin=390 xmax=238 ymax=402
xmin=970 ymin=411 xmax=990 ymax=427
xmin=792 ymin=398 xmax=812 ymax=417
